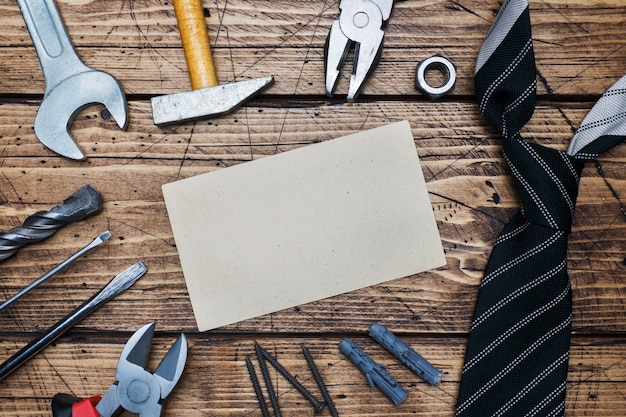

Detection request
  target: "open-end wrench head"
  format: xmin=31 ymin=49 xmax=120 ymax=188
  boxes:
xmin=35 ymin=70 xmax=128 ymax=160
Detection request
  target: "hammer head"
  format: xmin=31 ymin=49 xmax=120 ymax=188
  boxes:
xmin=151 ymin=76 xmax=274 ymax=126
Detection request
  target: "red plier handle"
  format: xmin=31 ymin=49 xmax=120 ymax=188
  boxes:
xmin=51 ymin=393 xmax=101 ymax=417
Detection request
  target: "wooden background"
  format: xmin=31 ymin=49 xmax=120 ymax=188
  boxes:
xmin=0 ymin=0 xmax=625 ymax=415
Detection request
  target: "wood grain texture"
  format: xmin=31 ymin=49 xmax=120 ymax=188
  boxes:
xmin=0 ymin=0 xmax=625 ymax=415
xmin=0 ymin=337 xmax=624 ymax=416
xmin=0 ymin=0 xmax=624 ymax=95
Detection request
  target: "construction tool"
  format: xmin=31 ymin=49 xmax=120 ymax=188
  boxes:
xmin=51 ymin=322 xmax=187 ymax=417
xmin=245 ymin=355 xmax=271 ymax=417
xmin=16 ymin=0 xmax=127 ymax=160
xmin=253 ymin=341 xmax=282 ymax=417
xmin=255 ymin=342 xmax=326 ymax=413
xmin=0 ymin=262 xmax=147 ymax=382
xmin=151 ymin=0 xmax=274 ymax=125
xmin=0 ymin=185 xmax=103 ymax=261
xmin=0 ymin=231 xmax=111 ymax=311
xmin=325 ymin=0 xmax=394 ymax=101
xmin=415 ymin=55 xmax=457 ymax=99
xmin=302 ymin=344 xmax=340 ymax=417
xmin=369 ymin=323 xmax=442 ymax=385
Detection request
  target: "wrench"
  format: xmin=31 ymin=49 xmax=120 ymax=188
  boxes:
xmin=17 ymin=0 xmax=127 ymax=160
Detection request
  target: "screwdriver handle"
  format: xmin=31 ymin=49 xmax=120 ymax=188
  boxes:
xmin=173 ymin=0 xmax=218 ymax=89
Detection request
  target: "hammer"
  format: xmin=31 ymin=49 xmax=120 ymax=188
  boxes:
xmin=151 ymin=0 xmax=274 ymax=125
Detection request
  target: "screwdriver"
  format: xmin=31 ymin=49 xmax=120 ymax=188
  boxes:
xmin=0 ymin=231 xmax=111 ymax=312
xmin=0 ymin=261 xmax=147 ymax=381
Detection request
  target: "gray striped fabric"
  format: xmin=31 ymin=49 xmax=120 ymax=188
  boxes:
xmin=456 ymin=1 xmax=625 ymax=416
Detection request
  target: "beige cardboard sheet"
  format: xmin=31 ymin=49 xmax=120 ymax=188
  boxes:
xmin=162 ymin=121 xmax=446 ymax=331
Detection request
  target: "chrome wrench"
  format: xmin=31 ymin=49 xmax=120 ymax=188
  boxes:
xmin=16 ymin=0 xmax=127 ymax=160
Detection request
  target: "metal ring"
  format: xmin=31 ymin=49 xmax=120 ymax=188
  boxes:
xmin=415 ymin=55 xmax=457 ymax=99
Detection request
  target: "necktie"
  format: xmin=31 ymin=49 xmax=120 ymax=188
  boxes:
xmin=455 ymin=1 xmax=626 ymax=416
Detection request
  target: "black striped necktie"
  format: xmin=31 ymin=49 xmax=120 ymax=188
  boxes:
xmin=455 ymin=1 xmax=626 ymax=416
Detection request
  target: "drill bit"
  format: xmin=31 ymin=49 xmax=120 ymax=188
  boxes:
xmin=0 ymin=185 xmax=102 ymax=261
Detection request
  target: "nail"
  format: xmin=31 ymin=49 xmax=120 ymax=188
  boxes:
xmin=302 ymin=344 xmax=339 ymax=417
xmin=245 ymin=355 xmax=271 ymax=417
xmin=254 ymin=341 xmax=282 ymax=417
xmin=257 ymin=343 xmax=325 ymax=413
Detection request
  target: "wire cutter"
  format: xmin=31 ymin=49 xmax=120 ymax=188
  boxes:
xmin=51 ymin=322 xmax=187 ymax=417
xmin=325 ymin=0 xmax=394 ymax=101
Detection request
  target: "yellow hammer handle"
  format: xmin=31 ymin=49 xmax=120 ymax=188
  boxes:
xmin=173 ymin=0 xmax=218 ymax=90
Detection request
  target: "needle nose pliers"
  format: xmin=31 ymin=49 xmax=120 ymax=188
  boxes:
xmin=51 ymin=322 xmax=188 ymax=417
xmin=325 ymin=0 xmax=395 ymax=101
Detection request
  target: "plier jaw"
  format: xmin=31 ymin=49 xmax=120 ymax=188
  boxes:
xmin=52 ymin=322 xmax=188 ymax=417
xmin=96 ymin=322 xmax=188 ymax=417
xmin=325 ymin=0 xmax=394 ymax=101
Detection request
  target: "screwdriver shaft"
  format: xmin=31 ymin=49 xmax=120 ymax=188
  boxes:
xmin=0 ymin=261 xmax=147 ymax=381
xmin=0 ymin=231 xmax=112 ymax=312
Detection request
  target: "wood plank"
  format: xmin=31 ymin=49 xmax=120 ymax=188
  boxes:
xmin=0 ymin=0 xmax=625 ymax=414
xmin=0 ymin=0 xmax=624 ymax=96
xmin=0 ymin=336 xmax=624 ymax=416
xmin=1 ymin=99 xmax=623 ymax=160
xmin=0 ymin=100 xmax=622 ymax=336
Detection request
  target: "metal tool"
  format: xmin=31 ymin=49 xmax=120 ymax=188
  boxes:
xmin=415 ymin=55 xmax=457 ymax=99
xmin=0 ymin=262 xmax=147 ymax=382
xmin=51 ymin=322 xmax=187 ymax=417
xmin=245 ymin=355 xmax=271 ymax=417
xmin=254 ymin=341 xmax=282 ymax=417
xmin=339 ymin=337 xmax=408 ymax=405
xmin=0 ymin=231 xmax=111 ymax=312
xmin=325 ymin=0 xmax=394 ymax=101
xmin=302 ymin=344 xmax=340 ymax=417
xmin=369 ymin=323 xmax=442 ymax=385
xmin=151 ymin=0 xmax=274 ymax=125
xmin=255 ymin=342 xmax=326 ymax=413
xmin=16 ymin=0 xmax=127 ymax=160
xmin=0 ymin=185 xmax=102 ymax=261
